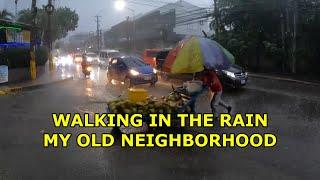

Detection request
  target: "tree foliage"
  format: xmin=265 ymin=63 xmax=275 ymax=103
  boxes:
xmin=212 ymin=0 xmax=320 ymax=74
xmin=18 ymin=7 xmax=79 ymax=43
xmin=0 ymin=10 xmax=14 ymax=20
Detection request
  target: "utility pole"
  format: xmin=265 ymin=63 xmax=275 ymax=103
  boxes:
xmin=45 ymin=0 xmax=55 ymax=72
xmin=14 ymin=0 xmax=18 ymax=22
xmin=291 ymin=0 xmax=298 ymax=73
xmin=280 ymin=0 xmax=287 ymax=72
xmin=285 ymin=0 xmax=291 ymax=72
xmin=30 ymin=0 xmax=37 ymax=80
xmin=95 ymin=15 xmax=101 ymax=51
xmin=100 ymin=29 xmax=103 ymax=49
xmin=213 ymin=0 xmax=219 ymax=39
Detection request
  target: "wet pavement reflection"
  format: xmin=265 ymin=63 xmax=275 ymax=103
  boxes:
xmin=0 ymin=62 xmax=320 ymax=179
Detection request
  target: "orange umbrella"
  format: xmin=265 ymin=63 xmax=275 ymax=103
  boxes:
xmin=162 ymin=38 xmax=190 ymax=72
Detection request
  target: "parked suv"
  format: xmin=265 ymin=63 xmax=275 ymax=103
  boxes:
xmin=216 ymin=64 xmax=248 ymax=88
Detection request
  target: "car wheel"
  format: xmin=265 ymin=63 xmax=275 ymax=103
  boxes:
xmin=124 ymin=78 xmax=132 ymax=88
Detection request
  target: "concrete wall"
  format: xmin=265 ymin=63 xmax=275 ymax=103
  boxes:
xmin=7 ymin=65 xmax=45 ymax=84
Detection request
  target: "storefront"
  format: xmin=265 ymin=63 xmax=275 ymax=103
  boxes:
xmin=0 ymin=19 xmax=44 ymax=84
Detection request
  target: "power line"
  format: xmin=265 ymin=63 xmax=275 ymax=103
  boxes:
xmin=176 ymin=10 xmax=212 ymax=19
xmin=176 ymin=19 xmax=211 ymax=27
xmin=176 ymin=8 xmax=212 ymax=16
xmin=132 ymin=0 xmax=173 ymax=5
xmin=127 ymin=0 xmax=162 ymax=8
xmin=176 ymin=13 xmax=212 ymax=25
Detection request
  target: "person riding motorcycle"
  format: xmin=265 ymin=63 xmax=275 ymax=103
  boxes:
xmin=81 ymin=53 xmax=91 ymax=76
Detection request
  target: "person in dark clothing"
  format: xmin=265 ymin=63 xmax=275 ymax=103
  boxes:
xmin=81 ymin=53 xmax=88 ymax=73
xmin=200 ymin=69 xmax=232 ymax=115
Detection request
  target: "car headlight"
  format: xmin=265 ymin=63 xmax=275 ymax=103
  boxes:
xmin=87 ymin=57 xmax=93 ymax=62
xmin=222 ymin=70 xmax=235 ymax=78
xmin=245 ymin=72 xmax=248 ymax=77
xmin=153 ymin=68 xmax=157 ymax=74
xmin=130 ymin=69 xmax=140 ymax=76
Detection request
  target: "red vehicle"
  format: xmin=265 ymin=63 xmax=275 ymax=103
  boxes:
xmin=142 ymin=49 xmax=161 ymax=68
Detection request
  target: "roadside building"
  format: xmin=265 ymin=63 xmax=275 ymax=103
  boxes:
xmin=0 ymin=19 xmax=32 ymax=48
xmin=0 ymin=19 xmax=47 ymax=84
xmin=104 ymin=0 xmax=212 ymax=51
xmin=68 ymin=32 xmax=93 ymax=50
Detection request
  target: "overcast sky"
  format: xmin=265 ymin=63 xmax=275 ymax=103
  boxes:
xmin=1 ymin=0 xmax=212 ymax=35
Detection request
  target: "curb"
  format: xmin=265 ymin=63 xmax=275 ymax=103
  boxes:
xmin=0 ymin=77 xmax=73 ymax=96
xmin=249 ymin=73 xmax=320 ymax=86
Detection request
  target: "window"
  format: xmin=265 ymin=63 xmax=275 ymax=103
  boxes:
xmin=122 ymin=57 xmax=147 ymax=67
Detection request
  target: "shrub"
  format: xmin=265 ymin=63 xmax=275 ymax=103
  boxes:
xmin=4 ymin=46 xmax=48 ymax=69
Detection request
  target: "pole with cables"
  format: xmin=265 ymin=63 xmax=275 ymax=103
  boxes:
xmin=95 ymin=15 xmax=101 ymax=51
xmin=30 ymin=0 xmax=37 ymax=80
xmin=14 ymin=0 xmax=18 ymax=22
xmin=45 ymin=0 xmax=55 ymax=72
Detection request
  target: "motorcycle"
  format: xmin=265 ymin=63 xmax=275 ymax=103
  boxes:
xmin=82 ymin=65 xmax=92 ymax=77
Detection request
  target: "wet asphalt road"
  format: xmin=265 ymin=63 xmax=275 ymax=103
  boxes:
xmin=0 ymin=65 xmax=320 ymax=180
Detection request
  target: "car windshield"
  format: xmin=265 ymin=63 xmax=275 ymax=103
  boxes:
xmin=157 ymin=51 xmax=169 ymax=59
xmin=109 ymin=52 xmax=120 ymax=57
xmin=86 ymin=53 xmax=97 ymax=57
xmin=122 ymin=57 xmax=148 ymax=68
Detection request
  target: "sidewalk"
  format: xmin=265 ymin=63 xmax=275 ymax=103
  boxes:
xmin=0 ymin=66 xmax=73 ymax=95
xmin=249 ymin=72 xmax=320 ymax=86
xmin=163 ymin=72 xmax=320 ymax=86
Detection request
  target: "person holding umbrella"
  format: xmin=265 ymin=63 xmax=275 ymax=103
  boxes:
xmin=162 ymin=36 xmax=234 ymax=115
xmin=200 ymin=69 xmax=232 ymax=115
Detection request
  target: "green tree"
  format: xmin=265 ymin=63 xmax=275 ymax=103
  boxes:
xmin=211 ymin=0 xmax=320 ymax=75
xmin=0 ymin=9 xmax=14 ymax=20
xmin=18 ymin=7 xmax=79 ymax=43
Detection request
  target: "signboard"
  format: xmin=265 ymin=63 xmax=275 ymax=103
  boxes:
xmin=6 ymin=29 xmax=21 ymax=43
xmin=5 ymin=29 xmax=30 ymax=43
xmin=22 ymin=30 xmax=31 ymax=43
xmin=0 ymin=65 xmax=8 ymax=83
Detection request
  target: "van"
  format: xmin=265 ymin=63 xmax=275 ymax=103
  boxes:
xmin=99 ymin=49 xmax=120 ymax=68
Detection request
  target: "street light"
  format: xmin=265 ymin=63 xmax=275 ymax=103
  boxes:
xmin=114 ymin=0 xmax=126 ymax=11
xmin=114 ymin=0 xmax=136 ymax=51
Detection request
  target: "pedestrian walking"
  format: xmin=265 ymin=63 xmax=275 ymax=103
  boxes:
xmin=200 ymin=69 xmax=232 ymax=116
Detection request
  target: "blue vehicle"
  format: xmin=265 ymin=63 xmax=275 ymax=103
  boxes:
xmin=107 ymin=56 xmax=158 ymax=87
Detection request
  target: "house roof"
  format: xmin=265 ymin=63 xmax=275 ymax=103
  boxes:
xmin=138 ymin=0 xmax=207 ymax=20
xmin=110 ymin=0 xmax=207 ymax=28
xmin=0 ymin=19 xmax=33 ymax=30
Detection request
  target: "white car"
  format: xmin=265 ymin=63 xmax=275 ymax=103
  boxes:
xmin=85 ymin=53 xmax=100 ymax=65
xmin=99 ymin=49 xmax=121 ymax=68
